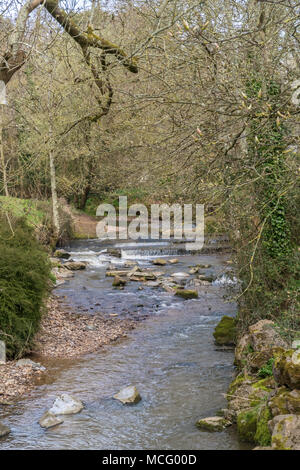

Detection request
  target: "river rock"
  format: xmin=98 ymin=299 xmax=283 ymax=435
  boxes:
xmin=145 ymin=281 xmax=161 ymax=287
xmin=226 ymin=375 xmax=274 ymax=420
xmin=113 ymin=386 xmax=141 ymax=405
xmin=171 ymin=272 xmax=190 ymax=278
xmin=0 ymin=341 xmax=6 ymax=364
xmin=268 ymin=388 xmax=300 ymax=416
xmin=269 ymin=414 xmax=300 ymax=450
xmin=107 ymin=248 xmax=122 ymax=258
xmin=152 ymin=258 xmax=167 ymax=266
xmin=64 ymin=261 xmax=87 ymax=271
xmin=273 ymin=348 xmax=300 ymax=389
xmin=0 ymin=422 xmax=10 ymax=437
xmin=112 ymin=276 xmax=127 ymax=287
xmin=39 ymin=412 xmax=64 ymax=429
xmin=189 ymin=267 xmax=199 ymax=274
xmin=213 ymin=316 xmax=237 ymax=346
xmin=198 ymin=274 xmax=215 ymax=282
xmin=234 ymin=334 xmax=252 ymax=368
xmin=49 ymin=394 xmax=84 ymax=415
xmin=16 ymin=359 xmax=46 ymax=371
xmin=249 ymin=320 xmax=288 ymax=352
xmin=53 ymin=249 xmax=70 ymax=259
xmin=196 ymin=416 xmax=230 ymax=432
xmin=175 ymin=289 xmax=198 ymax=300
xmin=169 ymin=259 xmax=179 ymax=264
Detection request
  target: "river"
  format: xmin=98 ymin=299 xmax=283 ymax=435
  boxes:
xmin=0 ymin=238 xmax=248 ymax=450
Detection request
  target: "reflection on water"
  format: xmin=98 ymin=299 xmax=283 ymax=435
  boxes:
xmin=0 ymin=239 xmax=247 ymax=450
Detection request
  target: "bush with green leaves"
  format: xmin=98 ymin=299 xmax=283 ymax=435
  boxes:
xmin=0 ymin=214 xmax=51 ymax=358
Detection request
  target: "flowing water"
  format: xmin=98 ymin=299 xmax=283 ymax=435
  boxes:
xmin=0 ymin=238 xmax=248 ymax=450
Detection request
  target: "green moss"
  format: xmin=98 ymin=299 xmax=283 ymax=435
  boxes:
xmin=213 ymin=315 xmax=237 ymax=345
xmin=254 ymin=406 xmax=272 ymax=446
xmin=252 ymin=377 xmax=275 ymax=392
xmin=237 ymin=407 xmax=259 ymax=443
xmin=271 ymin=433 xmax=291 ymax=450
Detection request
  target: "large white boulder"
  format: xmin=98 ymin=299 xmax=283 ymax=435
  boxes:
xmin=49 ymin=394 xmax=84 ymax=415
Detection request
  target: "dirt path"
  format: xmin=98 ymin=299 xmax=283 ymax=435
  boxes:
xmin=62 ymin=203 xmax=98 ymax=238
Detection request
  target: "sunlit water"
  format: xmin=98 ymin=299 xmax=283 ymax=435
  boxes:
xmin=0 ymin=239 xmax=247 ymax=450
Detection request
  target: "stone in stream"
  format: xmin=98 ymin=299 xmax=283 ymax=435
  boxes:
xmin=169 ymin=258 xmax=179 ymax=264
xmin=49 ymin=394 xmax=84 ymax=415
xmin=196 ymin=416 xmax=231 ymax=432
xmin=175 ymin=289 xmax=198 ymax=300
xmin=107 ymin=248 xmax=122 ymax=258
xmin=171 ymin=272 xmax=190 ymax=278
xmin=16 ymin=358 xmax=46 ymax=371
xmin=213 ymin=316 xmax=237 ymax=346
xmin=39 ymin=412 xmax=64 ymax=429
xmin=0 ymin=341 xmax=6 ymax=364
xmin=53 ymin=249 xmax=70 ymax=259
xmin=64 ymin=261 xmax=87 ymax=271
xmin=189 ymin=267 xmax=199 ymax=274
xmin=0 ymin=422 xmax=11 ymax=437
xmin=152 ymin=258 xmax=167 ymax=266
xmin=113 ymin=386 xmax=141 ymax=405
xmin=112 ymin=276 xmax=127 ymax=287
xmin=144 ymin=281 xmax=161 ymax=288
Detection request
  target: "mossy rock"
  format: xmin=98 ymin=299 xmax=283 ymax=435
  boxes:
xmin=227 ymin=375 xmax=273 ymax=421
xmin=213 ymin=315 xmax=237 ymax=346
xmin=234 ymin=334 xmax=252 ymax=368
xmin=227 ymin=374 xmax=251 ymax=400
xmin=196 ymin=416 xmax=230 ymax=432
xmin=112 ymin=276 xmax=127 ymax=287
xmin=252 ymin=377 xmax=276 ymax=392
xmin=53 ymin=249 xmax=70 ymax=259
xmin=269 ymin=414 xmax=300 ymax=450
xmin=248 ymin=351 xmax=273 ymax=373
xmin=175 ymin=289 xmax=198 ymax=300
xmin=269 ymin=388 xmax=300 ymax=416
xmin=237 ymin=407 xmax=259 ymax=443
xmin=254 ymin=406 xmax=272 ymax=447
xmin=273 ymin=348 xmax=300 ymax=389
xmin=249 ymin=320 xmax=288 ymax=352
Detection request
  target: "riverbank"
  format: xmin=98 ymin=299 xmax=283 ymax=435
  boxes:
xmin=213 ymin=317 xmax=300 ymax=450
xmin=0 ymin=296 xmax=136 ymax=405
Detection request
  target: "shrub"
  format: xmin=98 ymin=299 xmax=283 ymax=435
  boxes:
xmin=0 ymin=214 xmax=51 ymax=358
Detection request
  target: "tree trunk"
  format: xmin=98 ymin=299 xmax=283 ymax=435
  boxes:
xmin=0 ymin=105 xmax=9 ymax=196
xmin=79 ymin=185 xmax=91 ymax=210
xmin=49 ymin=148 xmax=60 ymax=236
